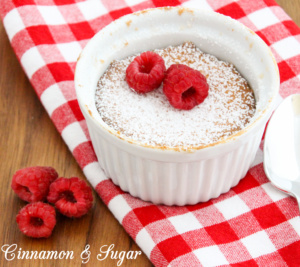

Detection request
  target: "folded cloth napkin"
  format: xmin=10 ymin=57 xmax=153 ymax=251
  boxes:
xmin=1 ymin=0 xmax=300 ymax=265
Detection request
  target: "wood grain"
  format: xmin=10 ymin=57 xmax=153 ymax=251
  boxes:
xmin=276 ymin=0 xmax=300 ymax=25
xmin=0 ymin=1 xmax=299 ymax=266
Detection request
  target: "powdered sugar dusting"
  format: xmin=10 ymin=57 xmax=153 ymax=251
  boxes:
xmin=95 ymin=42 xmax=256 ymax=148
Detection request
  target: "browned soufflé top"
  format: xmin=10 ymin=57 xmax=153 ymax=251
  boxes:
xmin=95 ymin=42 xmax=256 ymax=149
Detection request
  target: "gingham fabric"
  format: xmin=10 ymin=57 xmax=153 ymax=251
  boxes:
xmin=1 ymin=0 xmax=300 ymax=266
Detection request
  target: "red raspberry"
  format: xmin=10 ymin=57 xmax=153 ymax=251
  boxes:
xmin=11 ymin=166 xmax=58 ymax=202
xmin=163 ymin=64 xmax=209 ymax=110
xmin=47 ymin=177 xmax=93 ymax=218
xmin=126 ymin=51 xmax=166 ymax=93
xmin=16 ymin=202 xmax=56 ymax=238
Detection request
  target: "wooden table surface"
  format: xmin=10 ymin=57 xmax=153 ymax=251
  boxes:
xmin=0 ymin=1 xmax=299 ymax=266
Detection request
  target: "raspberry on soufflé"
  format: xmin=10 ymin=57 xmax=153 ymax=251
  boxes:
xmin=47 ymin=177 xmax=93 ymax=218
xmin=16 ymin=202 xmax=56 ymax=238
xmin=163 ymin=64 xmax=209 ymax=110
xmin=11 ymin=166 xmax=58 ymax=202
xmin=126 ymin=51 xmax=166 ymax=93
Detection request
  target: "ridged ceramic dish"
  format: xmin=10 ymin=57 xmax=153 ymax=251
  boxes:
xmin=75 ymin=7 xmax=279 ymax=205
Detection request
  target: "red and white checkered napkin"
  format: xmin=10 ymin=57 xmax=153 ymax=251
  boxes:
xmin=1 ymin=0 xmax=300 ymax=265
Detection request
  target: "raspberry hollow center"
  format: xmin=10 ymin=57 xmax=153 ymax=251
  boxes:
xmin=139 ymin=62 xmax=153 ymax=74
xmin=182 ymin=87 xmax=197 ymax=101
xmin=60 ymin=191 xmax=77 ymax=203
xmin=22 ymin=186 xmax=31 ymax=194
xmin=30 ymin=217 xmax=43 ymax=227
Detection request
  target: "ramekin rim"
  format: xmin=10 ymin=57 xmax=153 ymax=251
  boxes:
xmin=75 ymin=6 xmax=280 ymax=153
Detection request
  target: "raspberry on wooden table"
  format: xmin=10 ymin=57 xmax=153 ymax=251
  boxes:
xmin=16 ymin=202 xmax=56 ymax=238
xmin=163 ymin=64 xmax=209 ymax=110
xmin=47 ymin=177 xmax=93 ymax=218
xmin=126 ymin=51 xmax=166 ymax=93
xmin=11 ymin=166 xmax=58 ymax=202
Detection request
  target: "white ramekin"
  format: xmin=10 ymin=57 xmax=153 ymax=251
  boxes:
xmin=75 ymin=7 xmax=279 ymax=206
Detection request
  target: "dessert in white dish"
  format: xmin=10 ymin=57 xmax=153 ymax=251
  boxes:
xmin=75 ymin=7 xmax=279 ymax=205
